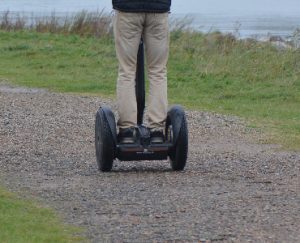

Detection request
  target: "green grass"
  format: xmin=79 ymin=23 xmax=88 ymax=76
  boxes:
xmin=0 ymin=186 xmax=83 ymax=242
xmin=168 ymin=31 xmax=300 ymax=149
xmin=0 ymin=31 xmax=116 ymax=95
xmin=0 ymin=30 xmax=299 ymax=150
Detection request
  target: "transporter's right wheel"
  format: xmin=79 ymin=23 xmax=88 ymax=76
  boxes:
xmin=167 ymin=106 xmax=188 ymax=171
xmin=95 ymin=107 xmax=115 ymax=172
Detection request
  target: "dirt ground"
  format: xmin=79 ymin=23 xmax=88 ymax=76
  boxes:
xmin=0 ymin=84 xmax=299 ymax=242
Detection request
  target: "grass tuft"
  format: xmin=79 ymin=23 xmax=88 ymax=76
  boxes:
xmin=0 ymin=186 xmax=83 ymax=242
xmin=0 ymin=10 xmax=113 ymax=37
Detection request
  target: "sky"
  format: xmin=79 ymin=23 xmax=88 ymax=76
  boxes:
xmin=173 ymin=0 xmax=300 ymax=14
xmin=1 ymin=0 xmax=300 ymax=15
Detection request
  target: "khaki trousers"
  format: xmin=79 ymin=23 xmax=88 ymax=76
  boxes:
xmin=113 ymin=10 xmax=169 ymax=130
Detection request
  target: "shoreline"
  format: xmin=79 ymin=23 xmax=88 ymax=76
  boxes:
xmin=1 ymin=10 xmax=300 ymax=41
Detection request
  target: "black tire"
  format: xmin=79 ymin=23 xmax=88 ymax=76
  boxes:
xmin=169 ymin=114 xmax=188 ymax=171
xmin=95 ymin=109 xmax=115 ymax=172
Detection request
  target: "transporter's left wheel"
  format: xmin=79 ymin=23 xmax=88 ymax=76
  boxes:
xmin=166 ymin=106 xmax=188 ymax=171
xmin=95 ymin=107 xmax=115 ymax=172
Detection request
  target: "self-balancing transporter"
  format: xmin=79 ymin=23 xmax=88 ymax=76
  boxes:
xmin=95 ymin=41 xmax=188 ymax=172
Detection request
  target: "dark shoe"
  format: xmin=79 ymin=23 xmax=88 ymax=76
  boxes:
xmin=150 ymin=129 xmax=164 ymax=144
xmin=118 ymin=127 xmax=136 ymax=144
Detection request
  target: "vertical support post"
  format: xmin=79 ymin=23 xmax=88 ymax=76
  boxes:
xmin=135 ymin=39 xmax=145 ymax=126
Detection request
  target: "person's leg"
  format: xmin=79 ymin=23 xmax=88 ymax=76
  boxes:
xmin=143 ymin=13 xmax=169 ymax=131
xmin=113 ymin=11 xmax=145 ymax=129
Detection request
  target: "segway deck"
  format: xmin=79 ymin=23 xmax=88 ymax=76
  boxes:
xmin=116 ymin=125 xmax=172 ymax=161
xmin=117 ymin=143 xmax=173 ymax=161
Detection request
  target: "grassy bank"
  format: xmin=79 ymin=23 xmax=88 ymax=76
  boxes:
xmin=169 ymin=31 xmax=300 ymax=149
xmin=0 ymin=186 xmax=82 ymax=242
xmin=0 ymin=29 xmax=299 ymax=150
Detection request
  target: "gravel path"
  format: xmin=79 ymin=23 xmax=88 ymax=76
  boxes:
xmin=0 ymin=84 xmax=299 ymax=242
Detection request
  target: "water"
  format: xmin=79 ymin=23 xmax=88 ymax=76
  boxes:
xmin=188 ymin=14 xmax=300 ymax=39
xmin=1 ymin=0 xmax=300 ymax=38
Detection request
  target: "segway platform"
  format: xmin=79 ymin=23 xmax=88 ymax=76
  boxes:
xmin=116 ymin=125 xmax=171 ymax=161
